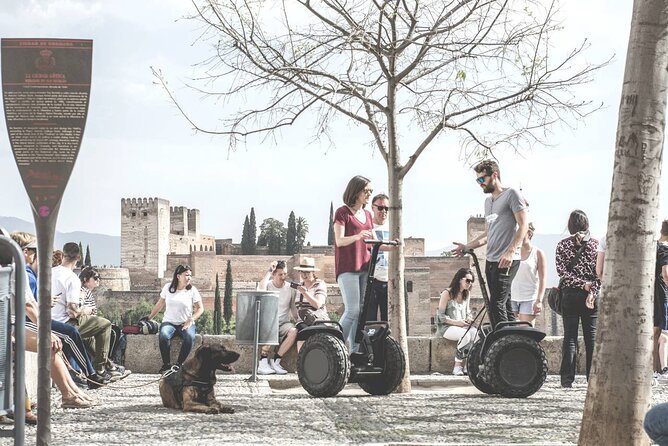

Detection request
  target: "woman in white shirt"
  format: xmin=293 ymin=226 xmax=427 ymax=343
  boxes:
xmin=148 ymin=264 xmax=203 ymax=373
xmin=510 ymin=223 xmax=547 ymax=327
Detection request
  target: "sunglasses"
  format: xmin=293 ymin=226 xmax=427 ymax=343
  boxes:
xmin=476 ymin=174 xmax=489 ymax=184
xmin=176 ymin=265 xmax=191 ymax=274
xmin=93 ymin=275 xmax=100 ymax=280
xmin=464 ymin=278 xmax=474 ymax=284
xmin=374 ymin=205 xmax=389 ymax=212
xmin=363 ymin=188 xmax=374 ymax=194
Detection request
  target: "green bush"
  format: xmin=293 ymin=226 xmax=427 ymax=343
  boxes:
xmin=196 ymin=310 xmax=214 ymax=335
xmin=97 ymin=298 xmax=161 ymax=326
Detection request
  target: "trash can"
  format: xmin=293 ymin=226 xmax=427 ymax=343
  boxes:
xmin=235 ymin=291 xmax=279 ymax=345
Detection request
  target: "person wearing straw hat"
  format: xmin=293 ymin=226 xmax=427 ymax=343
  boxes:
xmin=293 ymin=257 xmax=329 ymax=352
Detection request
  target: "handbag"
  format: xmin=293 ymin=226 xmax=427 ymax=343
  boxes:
xmin=549 ymin=238 xmax=588 ymax=315
xmin=297 ymin=287 xmax=328 ymax=326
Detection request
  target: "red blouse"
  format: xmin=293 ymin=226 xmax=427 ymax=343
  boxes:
xmin=334 ymin=205 xmax=373 ymax=278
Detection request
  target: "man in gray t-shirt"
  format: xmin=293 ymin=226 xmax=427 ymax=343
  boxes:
xmin=453 ymin=159 xmax=528 ymax=328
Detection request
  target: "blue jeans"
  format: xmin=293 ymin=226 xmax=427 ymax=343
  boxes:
xmin=159 ymin=322 xmax=196 ymax=366
xmin=645 ymin=403 xmax=668 ymax=445
xmin=338 ymin=272 xmax=368 ymax=350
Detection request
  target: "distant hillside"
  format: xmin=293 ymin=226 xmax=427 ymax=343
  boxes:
xmin=0 ymin=216 xmax=120 ymax=266
xmin=428 ymin=233 xmax=566 ymax=287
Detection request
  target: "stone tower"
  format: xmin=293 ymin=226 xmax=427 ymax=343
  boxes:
xmin=121 ymin=197 xmax=171 ymax=285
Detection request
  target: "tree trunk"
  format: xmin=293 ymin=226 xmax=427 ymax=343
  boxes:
xmin=579 ymin=1 xmax=668 ymax=444
xmin=388 ymin=165 xmax=411 ymax=393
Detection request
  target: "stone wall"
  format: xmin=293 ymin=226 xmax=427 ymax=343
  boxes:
xmin=96 ymin=267 xmax=131 ymax=293
xmin=403 ymin=237 xmax=425 ymax=256
xmin=405 ymin=256 xmax=470 ymax=298
xmin=123 ymin=334 xmax=584 ymax=375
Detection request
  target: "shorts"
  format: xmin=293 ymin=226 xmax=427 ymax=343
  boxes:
xmin=278 ymin=321 xmax=295 ymax=340
xmin=511 ymin=300 xmax=535 ymax=315
xmin=655 ymin=303 xmax=668 ymax=330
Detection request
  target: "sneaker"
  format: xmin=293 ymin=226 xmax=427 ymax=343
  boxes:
xmin=107 ymin=364 xmax=132 ymax=382
xmin=452 ymin=365 xmax=464 ymax=376
xmin=257 ymin=358 xmax=275 ymax=375
xmin=159 ymin=364 xmax=172 ymax=374
xmin=270 ymin=358 xmax=288 ymax=375
xmin=61 ymin=396 xmax=91 ymax=409
xmin=71 ymin=372 xmax=89 ymax=390
xmin=87 ymin=373 xmax=110 ymax=390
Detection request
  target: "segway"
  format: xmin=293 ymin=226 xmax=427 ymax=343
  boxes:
xmin=297 ymin=240 xmax=406 ymax=397
xmin=462 ymin=249 xmax=548 ymax=398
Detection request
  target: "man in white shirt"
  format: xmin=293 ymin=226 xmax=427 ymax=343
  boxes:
xmin=52 ymin=242 xmax=130 ymax=381
xmin=256 ymin=260 xmax=297 ymax=375
xmin=367 ymin=193 xmax=399 ymax=322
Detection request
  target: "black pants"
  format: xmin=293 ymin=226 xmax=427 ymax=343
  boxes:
xmin=366 ymin=279 xmax=388 ymax=322
xmin=560 ymin=287 xmax=597 ymax=386
xmin=484 ymin=260 xmax=519 ymax=328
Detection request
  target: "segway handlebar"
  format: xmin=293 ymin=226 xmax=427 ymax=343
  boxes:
xmin=364 ymin=239 xmax=399 ymax=246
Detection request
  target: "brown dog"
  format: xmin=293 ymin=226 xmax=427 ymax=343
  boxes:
xmin=159 ymin=344 xmax=240 ymax=414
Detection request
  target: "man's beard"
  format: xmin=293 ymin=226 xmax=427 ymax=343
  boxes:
xmin=482 ymin=183 xmax=495 ymax=194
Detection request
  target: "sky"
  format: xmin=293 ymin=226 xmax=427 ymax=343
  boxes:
xmin=0 ymin=0 xmax=657 ymax=253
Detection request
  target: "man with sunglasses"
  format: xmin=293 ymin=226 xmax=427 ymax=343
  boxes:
xmin=367 ymin=193 xmax=400 ymax=322
xmin=453 ymin=159 xmax=529 ymax=329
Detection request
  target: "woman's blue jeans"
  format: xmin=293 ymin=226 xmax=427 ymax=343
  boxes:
xmin=337 ymin=271 xmax=368 ymax=351
xmin=159 ymin=322 xmax=196 ymax=366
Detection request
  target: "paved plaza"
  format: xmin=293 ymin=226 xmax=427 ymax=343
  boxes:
xmin=2 ymin=374 xmax=667 ymax=445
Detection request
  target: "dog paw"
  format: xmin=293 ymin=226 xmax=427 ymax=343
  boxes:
xmin=220 ymin=406 xmax=235 ymax=414
xmin=205 ymin=407 xmax=220 ymax=415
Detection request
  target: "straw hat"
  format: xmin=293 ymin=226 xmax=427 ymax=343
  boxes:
xmin=293 ymin=257 xmax=320 ymax=271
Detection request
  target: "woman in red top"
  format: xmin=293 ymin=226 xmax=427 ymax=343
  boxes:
xmin=334 ymin=175 xmax=374 ymax=350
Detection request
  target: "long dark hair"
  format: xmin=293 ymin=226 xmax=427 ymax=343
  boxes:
xmin=447 ymin=268 xmax=474 ymax=301
xmin=342 ymin=175 xmax=370 ymax=207
xmin=169 ymin=264 xmax=192 ymax=293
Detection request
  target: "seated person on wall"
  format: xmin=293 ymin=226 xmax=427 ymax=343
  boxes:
xmin=293 ymin=257 xmax=329 ymax=352
xmin=256 ymin=260 xmax=297 ymax=375
xmin=11 ymin=231 xmax=109 ymax=390
xmin=52 ymin=242 xmax=130 ymax=382
xmin=436 ymin=268 xmax=478 ymax=376
xmin=0 ymin=228 xmax=95 ymax=410
xmin=148 ymin=264 xmax=203 ymax=374
xmin=79 ymin=266 xmax=124 ymax=366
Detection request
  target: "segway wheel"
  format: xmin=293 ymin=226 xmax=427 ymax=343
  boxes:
xmin=297 ymin=332 xmax=350 ymax=397
xmin=357 ymin=336 xmax=405 ymax=395
xmin=467 ymin=339 xmax=497 ymax=395
xmin=481 ymin=334 xmax=548 ymax=398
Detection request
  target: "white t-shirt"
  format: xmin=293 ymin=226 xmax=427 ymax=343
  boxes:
xmin=160 ymin=283 xmax=202 ymax=325
xmin=266 ymin=281 xmax=294 ymax=325
xmin=373 ymin=222 xmax=390 ymax=282
xmin=51 ymin=265 xmax=82 ymax=323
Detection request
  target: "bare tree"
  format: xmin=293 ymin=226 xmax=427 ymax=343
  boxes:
xmin=155 ymin=0 xmax=607 ymax=392
xmin=579 ymin=1 xmax=668 ymax=444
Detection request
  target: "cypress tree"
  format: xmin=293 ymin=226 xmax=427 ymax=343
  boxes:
xmin=84 ymin=244 xmax=91 ymax=267
xmin=286 ymin=211 xmax=297 ymax=255
xmin=77 ymin=241 xmax=84 ymax=268
xmin=328 ymin=202 xmax=335 ymax=246
xmin=223 ymin=260 xmax=233 ymax=333
xmin=241 ymin=215 xmax=250 ymax=254
xmin=213 ymin=273 xmax=222 ymax=335
xmin=249 ymin=207 xmax=257 ymax=254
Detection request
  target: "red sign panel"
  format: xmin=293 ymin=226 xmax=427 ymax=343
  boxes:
xmin=2 ymin=38 xmax=92 ymax=218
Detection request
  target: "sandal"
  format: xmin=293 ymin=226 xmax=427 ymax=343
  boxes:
xmin=61 ymin=396 xmax=91 ymax=409
xmin=24 ymin=411 xmax=37 ymax=425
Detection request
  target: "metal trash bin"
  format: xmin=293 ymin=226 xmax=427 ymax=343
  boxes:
xmin=0 ymin=266 xmax=12 ymax=414
xmin=235 ymin=291 xmax=279 ymax=345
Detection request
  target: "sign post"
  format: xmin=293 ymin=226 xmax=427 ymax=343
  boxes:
xmin=2 ymin=38 xmax=92 ymax=445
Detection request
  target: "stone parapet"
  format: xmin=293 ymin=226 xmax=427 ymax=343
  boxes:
xmin=123 ymin=334 xmax=584 ymax=375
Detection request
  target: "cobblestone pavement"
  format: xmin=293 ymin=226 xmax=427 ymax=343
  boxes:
xmin=2 ymin=374 xmax=667 ymax=445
